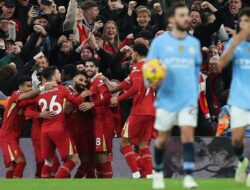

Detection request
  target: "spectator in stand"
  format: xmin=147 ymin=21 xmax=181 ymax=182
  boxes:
xmin=101 ymin=0 xmax=128 ymax=39
xmin=123 ymin=1 xmax=166 ymax=36
xmin=223 ymin=0 xmax=243 ymax=36
xmin=206 ymin=55 xmax=224 ymax=124
xmin=64 ymin=0 xmax=103 ymax=44
xmin=0 ymin=15 xmax=16 ymax=41
xmin=14 ymin=0 xmax=32 ymax=27
xmin=102 ymin=20 xmax=121 ymax=55
xmin=81 ymin=0 xmax=100 ymax=32
xmin=189 ymin=9 xmax=201 ymax=35
xmin=2 ymin=0 xmax=22 ymax=36
xmin=193 ymin=1 xmax=224 ymax=48
xmin=49 ymin=35 xmax=79 ymax=70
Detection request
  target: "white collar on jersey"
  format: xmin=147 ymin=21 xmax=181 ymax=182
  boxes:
xmin=90 ymin=73 xmax=103 ymax=83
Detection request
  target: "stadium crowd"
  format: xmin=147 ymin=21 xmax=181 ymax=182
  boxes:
xmin=0 ymin=0 xmax=249 ymax=179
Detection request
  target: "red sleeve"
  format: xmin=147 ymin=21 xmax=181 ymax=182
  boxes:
xmin=120 ymin=77 xmax=131 ymax=91
xmin=24 ymin=105 xmax=39 ymax=119
xmin=63 ymin=86 xmax=83 ymax=106
xmin=93 ymin=82 xmax=111 ymax=107
xmin=118 ymin=71 xmax=142 ymax=102
xmin=11 ymin=91 xmax=20 ymax=103
xmin=18 ymin=98 xmax=37 ymax=107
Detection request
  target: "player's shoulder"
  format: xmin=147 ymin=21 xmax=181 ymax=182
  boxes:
xmin=186 ymin=35 xmax=200 ymax=45
xmin=150 ymin=32 xmax=169 ymax=46
xmin=131 ymin=65 xmax=141 ymax=74
xmin=10 ymin=90 xmax=20 ymax=101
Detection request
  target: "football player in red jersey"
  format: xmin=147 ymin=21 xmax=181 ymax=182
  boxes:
xmin=79 ymin=58 xmax=113 ymax=178
xmin=63 ymin=71 xmax=95 ymax=178
xmin=108 ymin=43 xmax=155 ymax=178
xmin=24 ymin=105 xmax=60 ymax=178
xmin=24 ymin=66 xmax=85 ymax=178
xmin=0 ymin=75 xmax=56 ymax=178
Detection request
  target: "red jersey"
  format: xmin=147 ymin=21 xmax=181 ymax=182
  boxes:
xmin=64 ymin=86 xmax=87 ymax=135
xmin=27 ymin=85 xmax=83 ymax=132
xmin=90 ymin=73 xmax=112 ymax=114
xmin=24 ymin=105 xmax=42 ymax=141
xmin=119 ymin=60 xmax=155 ymax=116
xmin=0 ymin=91 xmax=26 ymax=141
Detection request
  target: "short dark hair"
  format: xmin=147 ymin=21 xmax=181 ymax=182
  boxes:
xmin=168 ymin=1 xmax=188 ymax=17
xmin=82 ymin=46 xmax=95 ymax=57
xmin=81 ymin=0 xmax=97 ymax=11
xmin=238 ymin=7 xmax=250 ymax=19
xmin=41 ymin=66 xmax=58 ymax=81
xmin=18 ymin=75 xmax=32 ymax=86
xmin=83 ymin=58 xmax=100 ymax=67
xmin=62 ymin=64 xmax=77 ymax=80
xmin=74 ymin=70 xmax=88 ymax=78
xmin=132 ymin=43 xmax=148 ymax=57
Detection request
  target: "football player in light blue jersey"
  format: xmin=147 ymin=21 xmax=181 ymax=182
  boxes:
xmin=148 ymin=2 xmax=202 ymax=189
xmin=219 ymin=7 xmax=250 ymax=187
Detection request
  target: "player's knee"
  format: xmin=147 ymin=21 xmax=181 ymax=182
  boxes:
xmin=45 ymin=158 xmax=53 ymax=167
xmin=120 ymin=137 xmax=131 ymax=148
xmin=138 ymin=142 xmax=148 ymax=150
xmin=71 ymin=154 xmax=81 ymax=165
xmin=15 ymin=157 xmax=26 ymax=164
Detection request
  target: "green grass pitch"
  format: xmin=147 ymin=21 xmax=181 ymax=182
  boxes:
xmin=0 ymin=179 xmax=249 ymax=190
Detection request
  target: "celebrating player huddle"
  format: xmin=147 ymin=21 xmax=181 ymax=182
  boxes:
xmin=0 ymin=42 xmax=156 ymax=180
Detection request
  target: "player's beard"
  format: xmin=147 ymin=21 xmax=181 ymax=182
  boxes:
xmin=86 ymin=70 xmax=96 ymax=79
xmin=175 ymin=21 xmax=189 ymax=32
xmin=75 ymin=84 xmax=85 ymax=93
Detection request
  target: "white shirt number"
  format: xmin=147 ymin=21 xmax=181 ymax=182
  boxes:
xmin=38 ymin=95 xmax=62 ymax=115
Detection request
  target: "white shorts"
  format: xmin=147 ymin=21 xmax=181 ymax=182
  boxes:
xmin=154 ymin=107 xmax=198 ymax=132
xmin=231 ymin=106 xmax=250 ymax=129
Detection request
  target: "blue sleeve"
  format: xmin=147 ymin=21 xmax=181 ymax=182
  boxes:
xmin=195 ymin=40 xmax=202 ymax=82
xmin=147 ymin=37 xmax=160 ymax=60
xmin=223 ymin=38 xmax=236 ymax=60
xmin=196 ymin=41 xmax=202 ymax=66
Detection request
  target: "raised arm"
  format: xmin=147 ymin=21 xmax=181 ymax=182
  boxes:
xmin=219 ymin=28 xmax=250 ymax=69
xmin=63 ymin=0 xmax=77 ymax=32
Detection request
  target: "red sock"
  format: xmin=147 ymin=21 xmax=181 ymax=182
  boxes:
xmin=96 ymin=164 xmax=103 ymax=178
xmin=101 ymin=161 xmax=113 ymax=178
xmin=55 ymin=160 xmax=75 ymax=178
xmin=121 ymin=145 xmax=139 ymax=173
xmin=6 ymin=162 xmax=16 ymax=179
xmin=86 ymin=169 xmax=96 ymax=178
xmin=74 ymin=163 xmax=88 ymax=178
xmin=13 ymin=161 xmax=26 ymax=178
xmin=6 ymin=170 xmax=14 ymax=178
xmin=134 ymin=153 xmax=147 ymax=178
xmin=51 ymin=155 xmax=60 ymax=177
xmin=41 ymin=165 xmax=52 ymax=178
xmin=35 ymin=161 xmax=44 ymax=178
xmin=140 ymin=148 xmax=153 ymax=175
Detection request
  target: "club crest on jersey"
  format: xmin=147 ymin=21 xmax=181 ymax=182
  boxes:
xmin=178 ymin=46 xmax=185 ymax=53
xmin=188 ymin=47 xmax=196 ymax=55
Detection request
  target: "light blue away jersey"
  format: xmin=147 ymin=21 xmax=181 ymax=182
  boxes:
xmin=147 ymin=32 xmax=202 ymax=112
xmin=225 ymin=38 xmax=250 ymax=109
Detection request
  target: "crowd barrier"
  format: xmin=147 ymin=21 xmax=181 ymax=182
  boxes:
xmin=0 ymin=137 xmax=246 ymax=178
